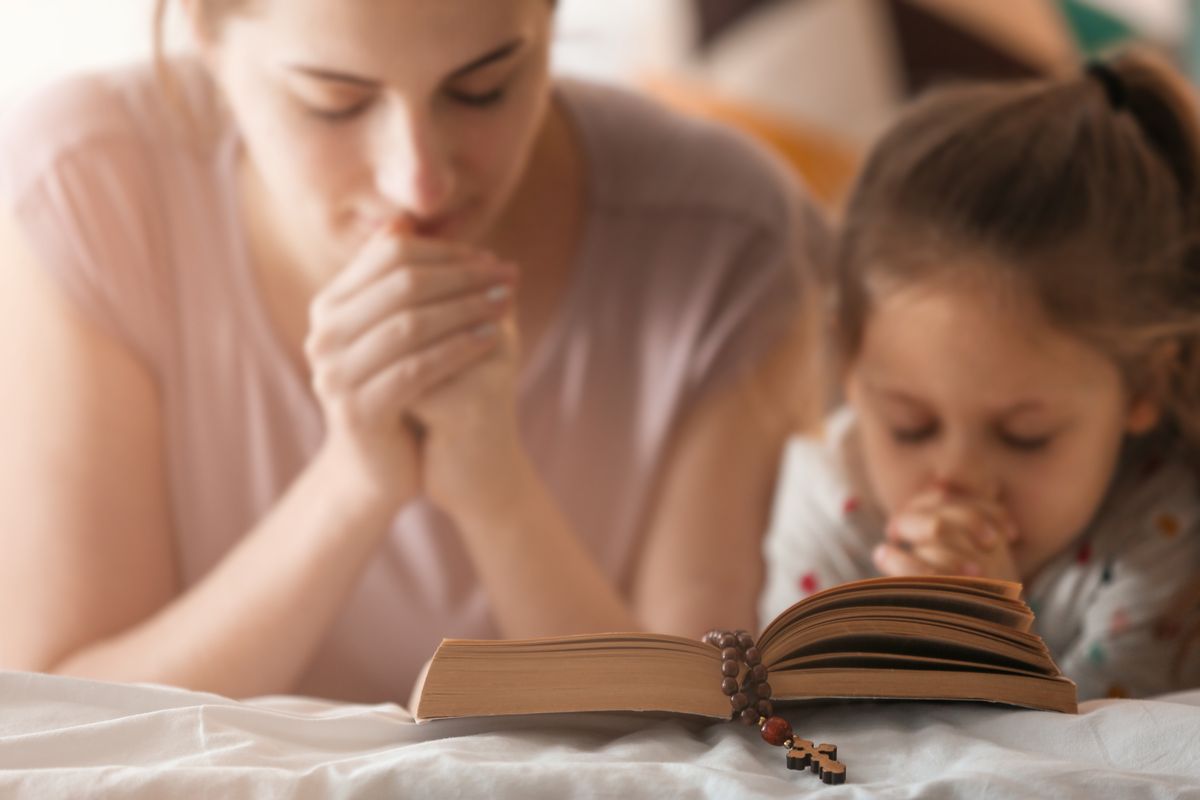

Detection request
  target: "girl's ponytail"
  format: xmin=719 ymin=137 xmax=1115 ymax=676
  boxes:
xmin=1108 ymin=52 xmax=1200 ymax=455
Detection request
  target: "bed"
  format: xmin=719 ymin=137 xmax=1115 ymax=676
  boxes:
xmin=1 ymin=670 xmax=1198 ymax=798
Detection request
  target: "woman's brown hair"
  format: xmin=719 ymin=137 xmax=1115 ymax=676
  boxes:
xmin=833 ymin=49 xmax=1200 ymax=451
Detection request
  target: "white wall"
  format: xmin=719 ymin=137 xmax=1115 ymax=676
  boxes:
xmin=0 ymin=0 xmax=160 ymax=100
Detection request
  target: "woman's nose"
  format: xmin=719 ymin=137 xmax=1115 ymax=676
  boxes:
xmin=374 ymin=102 xmax=455 ymax=219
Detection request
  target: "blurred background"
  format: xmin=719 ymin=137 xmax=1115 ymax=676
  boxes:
xmin=2 ymin=0 xmax=1196 ymax=209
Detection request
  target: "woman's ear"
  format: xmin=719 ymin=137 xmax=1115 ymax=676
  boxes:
xmin=1125 ymin=340 xmax=1180 ymax=435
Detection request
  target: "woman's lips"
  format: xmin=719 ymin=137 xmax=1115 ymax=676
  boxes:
xmin=357 ymin=212 xmax=457 ymax=239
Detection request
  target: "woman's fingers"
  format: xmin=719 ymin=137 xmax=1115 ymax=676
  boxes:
xmin=354 ymin=324 xmax=502 ymax=421
xmin=308 ymin=261 xmax=515 ymax=357
xmin=323 ymin=227 xmax=478 ymax=306
xmin=316 ymin=287 xmax=511 ymax=393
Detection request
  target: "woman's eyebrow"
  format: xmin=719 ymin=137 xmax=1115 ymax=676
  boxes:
xmin=449 ymin=38 xmax=526 ymax=78
xmin=285 ymin=38 xmax=527 ymax=88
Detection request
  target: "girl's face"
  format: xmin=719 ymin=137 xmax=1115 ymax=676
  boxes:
xmin=199 ymin=0 xmax=555 ymax=265
xmin=846 ymin=276 xmax=1157 ymax=581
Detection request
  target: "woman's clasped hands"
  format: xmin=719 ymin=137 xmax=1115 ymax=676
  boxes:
xmin=304 ymin=219 xmax=522 ymax=512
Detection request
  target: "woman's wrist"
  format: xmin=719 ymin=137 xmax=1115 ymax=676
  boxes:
xmin=437 ymin=436 xmax=541 ymax=533
xmin=309 ymin=438 xmax=414 ymax=528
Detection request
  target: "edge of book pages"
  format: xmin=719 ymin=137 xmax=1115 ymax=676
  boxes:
xmin=412 ymin=575 xmax=1078 ymax=721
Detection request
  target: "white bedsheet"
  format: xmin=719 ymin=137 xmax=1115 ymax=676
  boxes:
xmin=1 ymin=670 xmax=1198 ymax=798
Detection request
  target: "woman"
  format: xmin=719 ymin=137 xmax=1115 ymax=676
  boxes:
xmin=0 ymin=0 xmax=824 ymax=702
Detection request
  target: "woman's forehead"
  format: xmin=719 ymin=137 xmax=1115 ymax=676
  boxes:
xmin=239 ymin=0 xmax=548 ymax=77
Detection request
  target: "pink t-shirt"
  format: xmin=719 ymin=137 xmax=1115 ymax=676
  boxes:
xmin=0 ymin=60 xmax=822 ymax=702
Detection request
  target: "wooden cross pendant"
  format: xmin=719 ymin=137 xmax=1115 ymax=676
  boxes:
xmin=786 ymin=738 xmax=846 ymax=784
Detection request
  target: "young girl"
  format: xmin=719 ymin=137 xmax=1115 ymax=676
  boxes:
xmin=760 ymin=52 xmax=1200 ymax=700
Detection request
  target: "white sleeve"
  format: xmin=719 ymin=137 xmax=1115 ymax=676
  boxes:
xmin=758 ymin=434 xmax=883 ymax=629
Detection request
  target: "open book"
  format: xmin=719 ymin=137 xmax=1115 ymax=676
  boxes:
xmin=411 ymin=575 xmax=1077 ymax=721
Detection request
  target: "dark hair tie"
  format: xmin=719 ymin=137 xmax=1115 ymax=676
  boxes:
xmin=1086 ymin=61 xmax=1128 ymax=111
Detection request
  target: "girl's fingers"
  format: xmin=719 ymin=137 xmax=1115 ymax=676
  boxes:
xmin=308 ymin=262 xmax=515 ymax=356
xmin=909 ymin=542 xmax=981 ymax=576
xmin=874 ymin=541 xmax=980 ymax=578
xmin=887 ymin=510 xmax=992 ymax=564
xmin=314 ymin=288 xmax=512 ymax=393
xmin=893 ymin=497 xmax=1014 ymax=550
xmin=354 ymin=323 xmax=501 ymax=421
xmin=873 ymin=543 xmax=942 ymax=577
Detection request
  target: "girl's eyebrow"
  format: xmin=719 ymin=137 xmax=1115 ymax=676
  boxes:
xmin=999 ymin=400 xmax=1048 ymax=418
xmin=870 ymin=382 xmax=1048 ymax=417
xmin=286 ymin=38 xmax=526 ymax=88
xmin=864 ymin=382 xmax=924 ymax=407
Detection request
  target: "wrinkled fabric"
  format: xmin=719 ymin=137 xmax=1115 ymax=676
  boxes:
xmin=0 ymin=671 xmax=1198 ymax=798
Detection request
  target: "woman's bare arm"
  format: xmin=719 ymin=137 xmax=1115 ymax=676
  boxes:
xmin=631 ymin=334 xmax=815 ymax=636
xmin=426 ymin=329 xmax=815 ymax=640
xmin=0 ymin=213 xmax=396 ymax=697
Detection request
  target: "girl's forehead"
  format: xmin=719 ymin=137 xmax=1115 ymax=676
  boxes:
xmin=857 ymin=282 xmax=1122 ymax=401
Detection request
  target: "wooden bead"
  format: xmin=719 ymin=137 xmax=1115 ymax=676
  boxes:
xmin=718 ymin=633 xmax=737 ymax=649
xmin=721 ymin=647 xmax=739 ymax=662
xmin=730 ymin=692 xmax=749 ymax=712
xmin=736 ymin=632 xmax=755 ymax=649
xmin=760 ymin=716 xmax=793 ymax=746
xmin=756 ymin=699 xmax=773 ymax=717
xmin=721 ymin=677 xmax=739 ymax=696
xmin=750 ymin=664 xmax=767 ymax=683
xmin=739 ymin=708 xmax=759 ymax=726
xmin=756 ymin=681 xmax=772 ymax=700
xmin=721 ymin=660 xmax=739 ymax=677
xmin=744 ymin=647 xmax=761 ymax=666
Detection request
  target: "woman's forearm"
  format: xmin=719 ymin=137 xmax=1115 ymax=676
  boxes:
xmin=449 ymin=453 xmax=640 ymax=638
xmin=49 ymin=443 xmax=397 ymax=698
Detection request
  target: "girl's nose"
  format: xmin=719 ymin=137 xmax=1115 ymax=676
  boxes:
xmin=932 ymin=437 xmax=1000 ymax=501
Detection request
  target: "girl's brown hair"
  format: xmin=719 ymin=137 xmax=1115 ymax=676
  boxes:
xmin=834 ymin=50 xmax=1200 ymax=450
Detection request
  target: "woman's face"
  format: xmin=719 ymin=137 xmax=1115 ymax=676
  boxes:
xmin=200 ymin=0 xmax=555 ymax=264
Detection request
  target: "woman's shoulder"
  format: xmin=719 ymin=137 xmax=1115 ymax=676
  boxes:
xmin=556 ymin=78 xmax=806 ymax=235
xmin=1 ymin=59 xmax=220 ymax=204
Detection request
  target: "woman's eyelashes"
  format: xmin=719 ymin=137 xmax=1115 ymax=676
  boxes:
xmin=445 ymin=87 xmax=507 ymax=107
xmin=303 ymin=97 xmax=375 ymax=122
xmin=299 ymin=84 xmax=508 ymax=123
